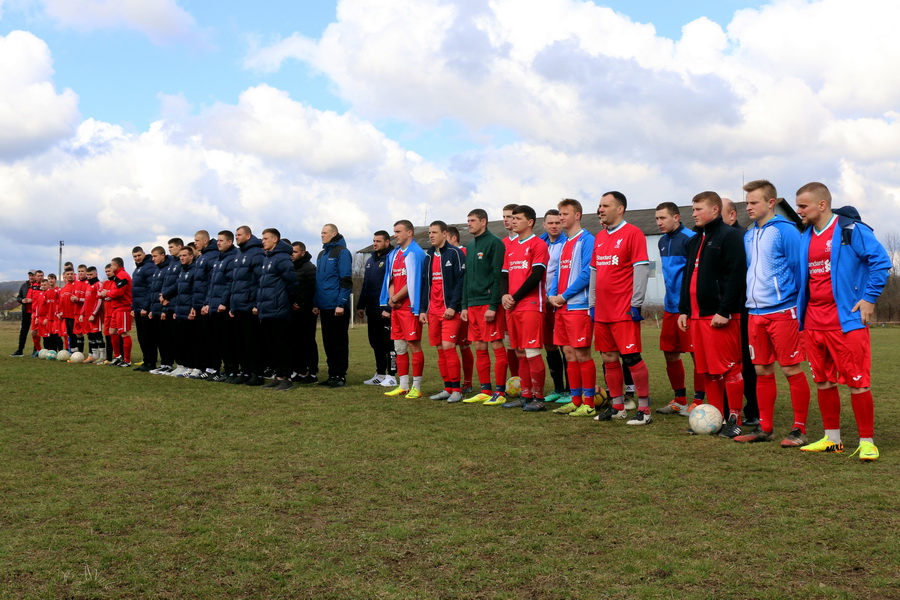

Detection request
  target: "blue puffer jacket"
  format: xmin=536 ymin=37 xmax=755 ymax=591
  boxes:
xmin=230 ymin=235 xmax=265 ymax=313
xmin=131 ymin=256 xmax=155 ymax=312
xmin=206 ymin=244 xmax=238 ymax=310
xmin=149 ymin=256 xmax=173 ymax=316
xmin=314 ymin=234 xmax=353 ymax=310
xmin=659 ymin=224 xmax=696 ymax=314
xmin=174 ymin=261 xmax=196 ymax=320
xmin=160 ymin=254 xmax=183 ymax=312
xmin=192 ymin=240 xmax=219 ymax=310
xmin=257 ymin=240 xmax=299 ymax=321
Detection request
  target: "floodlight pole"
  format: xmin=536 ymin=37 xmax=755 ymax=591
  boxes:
xmin=59 ymin=241 xmax=64 ymax=276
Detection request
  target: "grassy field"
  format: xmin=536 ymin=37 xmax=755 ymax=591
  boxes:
xmin=0 ymin=320 xmax=897 ymax=599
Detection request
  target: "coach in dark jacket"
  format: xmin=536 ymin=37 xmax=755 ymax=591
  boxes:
xmin=11 ymin=270 xmax=38 ymax=356
xmin=258 ymin=229 xmax=299 ymax=390
xmin=230 ymin=227 xmax=265 ymax=384
xmin=313 ymin=224 xmax=353 ymax=388
xmin=356 ymin=231 xmax=395 ymax=384
xmin=291 ymin=241 xmax=319 ymax=383
xmin=679 ymin=217 xmax=746 ymax=318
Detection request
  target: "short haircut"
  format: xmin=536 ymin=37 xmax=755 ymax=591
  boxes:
xmin=796 ymin=182 xmax=832 ymax=207
xmin=218 ymin=230 xmax=234 ymax=242
xmin=87 ymin=266 xmax=97 ymax=273
xmin=132 ymin=246 xmax=144 ymax=254
xmin=262 ymin=227 xmax=281 ymax=240
xmin=178 ymin=247 xmax=192 ymax=255
xmin=292 ymin=241 xmax=307 ymax=252
xmin=468 ymin=208 xmax=488 ymax=221
xmin=692 ymin=191 xmax=723 ymax=211
xmin=111 ymin=257 xmax=124 ymax=269
xmin=447 ymin=226 xmax=461 ymax=240
xmin=63 ymin=266 xmax=74 ymax=272
xmin=323 ymin=223 xmax=338 ymax=234
xmin=195 ymin=230 xmax=210 ymax=240
xmin=512 ymin=204 xmax=537 ymax=223
xmin=502 ymin=203 xmax=518 ymax=213
xmin=35 ymin=270 xmax=44 ymax=275
xmin=429 ymin=220 xmax=448 ymax=232
xmin=168 ymin=237 xmax=184 ymax=247
xmin=655 ymin=202 xmax=680 ymax=216
xmin=186 ymin=242 xmax=196 ymax=249
xmin=236 ymin=225 xmax=252 ymax=235
xmin=104 ymin=263 xmax=111 ymax=269
xmin=151 ymin=246 xmax=166 ymax=255
xmin=394 ymin=219 xmax=414 ymax=232
xmin=374 ymin=230 xmax=391 ymax=241
xmin=602 ymin=191 xmax=628 ymax=210
xmin=77 ymin=264 xmax=87 ymax=270
xmin=544 ymin=209 xmax=560 ymax=218
xmin=64 ymin=262 xmax=73 ymax=268
xmin=282 ymin=238 xmax=291 ymax=246
xmin=743 ymin=179 xmax=777 ymax=200
xmin=48 ymin=273 xmax=57 ymax=279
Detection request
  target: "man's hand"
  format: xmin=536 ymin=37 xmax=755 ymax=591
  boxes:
xmin=549 ymin=295 xmax=566 ymax=308
xmin=356 ymin=309 xmax=365 ymax=319
xmin=443 ymin=308 xmax=456 ymax=320
xmin=312 ymin=307 xmax=319 ymax=315
xmin=335 ymin=307 xmax=344 ymax=316
xmin=252 ymin=307 xmax=258 ymax=316
xmin=461 ymin=309 xmax=468 ymax=322
xmin=218 ymin=304 xmax=227 ymax=313
xmin=711 ymin=314 xmax=730 ymax=328
xmin=141 ymin=309 xmax=147 ymax=316
xmin=677 ymin=314 xmax=688 ymax=331
xmin=201 ymin=305 xmax=209 ymax=315
xmin=485 ymin=309 xmax=496 ymax=323
xmin=381 ymin=310 xmax=390 ymax=318
xmin=852 ymin=299 xmax=876 ymax=326
xmin=419 ymin=313 xmax=427 ymax=324
xmin=629 ymin=306 xmax=643 ymax=322
xmin=70 ymin=295 xmax=78 ymax=303
xmin=501 ymin=294 xmax=516 ymax=310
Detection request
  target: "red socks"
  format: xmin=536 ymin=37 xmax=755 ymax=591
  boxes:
xmin=567 ymin=360 xmax=583 ymax=406
xmin=817 ymin=386 xmax=841 ymax=430
xmin=787 ymin=372 xmax=810 ymax=433
xmin=493 ymin=346 xmax=508 ymax=388
xmin=475 ymin=349 xmax=491 ymax=389
xmin=411 ymin=351 xmax=424 ymax=377
xmin=518 ymin=353 xmax=532 ymax=398
xmin=666 ymin=359 xmax=686 ymax=391
xmin=459 ymin=345 xmax=474 ymax=386
xmin=396 ymin=351 xmax=410 ymax=378
xmin=630 ymin=360 xmax=650 ymax=398
xmin=579 ymin=359 xmax=596 ymax=407
xmin=506 ymin=348 xmax=519 ymax=377
xmin=121 ymin=335 xmax=132 ymax=362
xmin=604 ymin=360 xmax=624 ymax=401
xmin=111 ymin=333 xmax=122 ymax=359
xmin=757 ymin=373 xmax=777 ymax=432
xmin=850 ymin=390 xmax=875 ymax=439
xmin=527 ymin=354 xmax=545 ymax=399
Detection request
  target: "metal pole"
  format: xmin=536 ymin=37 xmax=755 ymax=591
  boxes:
xmin=59 ymin=241 xmax=64 ymax=276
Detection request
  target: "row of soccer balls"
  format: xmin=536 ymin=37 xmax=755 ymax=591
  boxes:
xmin=30 ymin=356 xmax=727 ymax=435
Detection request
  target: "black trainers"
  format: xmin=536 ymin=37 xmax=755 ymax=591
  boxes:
xmin=262 ymin=378 xmax=281 ymax=389
xmin=734 ymin=427 xmax=773 ymax=443
xmin=327 ymin=376 xmax=347 ymax=388
xmin=318 ymin=376 xmax=338 ymax=387
xmin=719 ymin=414 xmax=742 ymax=439
xmin=212 ymin=373 xmax=229 ymax=382
xmin=300 ymin=374 xmax=318 ymax=384
xmin=275 ymin=378 xmax=294 ymax=391
xmin=10 ymin=350 xmax=24 ymax=357
xmin=522 ymin=399 xmax=546 ymax=412
xmin=262 ymin=368 xmax=275 ymax=379
xmin=244 ymin=374 xmax=263 ymax=386
xmin=197 ymin=371 xmax=216 ymax=381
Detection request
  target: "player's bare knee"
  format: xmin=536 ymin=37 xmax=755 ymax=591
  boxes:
xmin=601 ymin=351 xmax=619 ymax=363
xmin=755 ymin=363 xmax=775 ymax=377
xmin=781 ymin=364 xmax=803 ymax=377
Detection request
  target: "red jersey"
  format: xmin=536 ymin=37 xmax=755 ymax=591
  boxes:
xmin=43 ymin=288 xmax=60 ymax=321
xmin=503 ymin=234 xmax=550 ymax=312
xmin=59 ymin=282 xmax=79 ymax=319
xmin=106 ymin=267 xmax=132 ymax=311
xmin=32 ymin=289 xmax=47 ymax=324
xmin=429 ymin=251 xmax=446 ymax=315
xmin=73 ymin=279 xmax=89 ymax=316
xmin=101 ymin=279 xmax=117 ymax=314
xmin=592 ymin=222 xmax=649 ymax=322
xmin=83 ymin=279 xmax=103 ymax=319
xmin=805 ymin=217 xmax=841 ymax=330
xmin=390 ymin=250 xmax=411 ymax=310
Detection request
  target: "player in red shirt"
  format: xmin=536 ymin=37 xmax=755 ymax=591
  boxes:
xmin=501 ymin=204 xmax=522 ymax=380
xmin=100 ymin=257 xmax=134 ymax=367
xmin=448 ymin=226 xmax=474 ymax=393
xmin=80 ymin=266 xmax=105 ymax=362
xmin=58 ymin=268 xmax=80 ymax=351
xmin=44 ymin=274 xmax=63 ymax=351
xmin=500 ymin=205 xmax=550 ymax=411
xmin=591 ymin=191 xmax=654 ymax=425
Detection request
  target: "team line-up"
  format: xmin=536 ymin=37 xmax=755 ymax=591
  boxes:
xmin=11 ymin=181 xmax=890 ymax=461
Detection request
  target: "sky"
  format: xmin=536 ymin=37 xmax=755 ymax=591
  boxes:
xmin=1 ymin=0 xmax=899 ymax=280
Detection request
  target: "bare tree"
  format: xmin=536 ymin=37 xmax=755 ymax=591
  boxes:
xmin=875 ymin=231 xmax=900 ymax=323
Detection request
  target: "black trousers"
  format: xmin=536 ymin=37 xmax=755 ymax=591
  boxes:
xmin=154 ymin=312 xmax=177 ymax=367
xmin=262 ymin=318 xmax=292 ymax=378
xmin=209 ymin=311 xmax=239 ymax=374
xmin=135 ymin=313 xmax=157 ymax=367
xmin=291 ymin=308 xmax=319 ymax=376
xmin=175 ymin=318 xmax=200 ymax=369
xmin=17 ymin=310 xmax=31 ymax=352
xmin=233 ymin=311 xmax=262 ymax=376
xmin=365 ymin=307 xmax=394 ymax=375
xmin=319 ymin=309 xmax=350 ymax=378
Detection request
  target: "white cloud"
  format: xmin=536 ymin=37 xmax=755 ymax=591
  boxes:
xmin=40 ymin=0 xmax=203 ymax=45
xmin=0 ymin=30 xmax=79 ymax=158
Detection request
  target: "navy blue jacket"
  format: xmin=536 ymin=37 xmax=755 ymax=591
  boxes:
xmin=192 ymin=240 xmax=219 ymax=311
xmin=314 ymin=234 xmax=353 ymax=310
xmin=149 ymin=256 xmax=173 ymax=316
xmin=131 ymin=256 xmax=155 ymax=312
xmin=357 ymin=246 xmax=392 ymax=312
xmin=206 ymin=244 xmax=238 ymax=310
xmin=174 ymin=261 xmax=196 ymax=320
xmin=230 ymin=235 xmax=264 ymax=314
xmin=160 ymin=254 xmax=183 ymax=312
xmin=257 ymin=241 xmax=299 ymax=321
xmin=420 ymin=243 xmax=466 ymax=314
xmin=293 ymin=252 xmax=317 ymax=311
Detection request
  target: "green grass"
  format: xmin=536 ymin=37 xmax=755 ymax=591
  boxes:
xmin=0 ymin=321 xmax=898 ymax=599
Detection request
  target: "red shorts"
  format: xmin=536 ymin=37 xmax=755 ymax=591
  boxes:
xmin=690 ymin=315 xmax=742 ymax=375
xmin=554 ymin=309 xmax=592 ymax=347
xmin=803 ymin=328 xmax=871 ymax=387
xmin=84 ymin=316 xmax=101 ymax=334
xmin=659 ymin=311 xmax=692 ymax=353
xmin=427 ymin=313 xmax=462 ymax=346
xmin=391 ymin=308 xmax=422 ymax=341
xmin=594 ymin=320 xmax=641 ymax=354
xmin=73 ymin=318 xmax=85 ymax=335
xmin=457 ymin=318 xmax=469 ymax=345
xmin=466 ymin=305 xmax=506 ymax=343
xmin=507 ymin=310 xmax=544 ymax=349
xmin=111 ymin=309 xmax=132 ymax=333
xmin=748 ymin=310 xmax=804 ymax=366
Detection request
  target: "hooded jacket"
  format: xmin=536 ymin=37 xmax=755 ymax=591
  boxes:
xmin=744 ymin=215 xmax=802 ymax=315
xmin=380 ymin=241 xmax=428 ymax=316
xmin=174 ymin=261 xmax=196 ymax=320
xmin=230 ymin=235 xmax=264 ymax=313
xmin=206 ymin=244 xmax=239 ymax=310
xmin=314 ymin=234 xmax=353 ymax=310
xmin=679 ymin=216 xmax=747 ymax=318
xmin=420 ymin=242 xmax=466 ymax=314
xmin=659 ymin=224 xmax=697 ymax=314
xmin=257 ymin=240 xmax=299 ymax=321
xmin=131 ymin=256 xmax=155 ymax=313
xmin=149 ymin=256 xmax=173 ymax=316
xmin=191 ymin=239 xmax=219 ymax=311
xmin=292 ymin=251 xmax=316 ymax=311
xmin=357 ymin=245 xmax=393 ymax=312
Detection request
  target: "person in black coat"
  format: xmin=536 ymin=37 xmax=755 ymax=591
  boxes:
xmin=258 ymin=228 xmax=299 ymax=391
xmin=356 ymin=231 xmax=396 ymax=386
xmin=291 ymin=241 xmax=319 ymax=383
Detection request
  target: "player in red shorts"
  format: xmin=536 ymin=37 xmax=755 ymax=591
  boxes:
xmin=99 ymin=257 xmax=134 ymax=367
xmin=539 ymin=209 xmax=570 ymax=403
xmin=499 ymin=205 xmax=550 ymax=411
xmin=548 ymin=199 xmax=597 ymax=416
xmin=677 ymin=192 xmax=747 ymax=438
xmin=795 ymin=182 xmax=891 ymax=461
xmin=381 ymin=220 xmax=428 ymax=399
xmin=447 ymin=226 xmax=474 ymax=393
xmin=732 ymin=180 xmax=811 ymax=446
xmin=421 ymin=221 xmax=466 ymax=403
xmin=590 ymin=191 xmax=654 ymax=425
xmin=44 ymin=274 xmax=63 ymax=351
xmin=501 ymin=203 xmax=521 ymax=379
xmin=58 ymin=268 xmax=80 ymax=352
xmin=80 ymin=266 xmax=105 ymax=362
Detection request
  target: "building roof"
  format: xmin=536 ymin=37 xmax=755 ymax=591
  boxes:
xmin=356 ymin=200 xmax=801 ymax=253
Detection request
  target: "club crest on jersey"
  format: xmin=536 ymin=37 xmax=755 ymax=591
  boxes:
xmin=825 ymin=239 xmax=832 ymax=252
xmin=477 ymin=252 xmax=484 ymax=259
xmin=615 ymin=239 xmax=623 ymax=248
xmin=378 ymin=261 xmax=385 ymax=268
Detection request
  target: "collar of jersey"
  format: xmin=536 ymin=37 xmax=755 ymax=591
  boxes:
xmin=813 ymin=214 xmax=838 ymax=236
xmin=607 ymin=220 xmax=628 ymax=234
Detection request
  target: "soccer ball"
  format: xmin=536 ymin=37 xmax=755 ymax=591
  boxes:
xmin=57 ymin=350 xmax=71 ymax=361
xmin=46 ymin=350 xmax=58 ymax=361
xmin=505 ymin=376 xmax=522 ymax=398
xmin=38 ymin=349 xmax=49 ymax=359
xmin=689 ymin=404 xmax=724 ymax=435
xmin=69 ymin=352 xmax=85 ymax=363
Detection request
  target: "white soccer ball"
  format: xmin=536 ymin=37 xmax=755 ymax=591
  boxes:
xmin=505 ymin=376 xmax=522 ymax=398
xmin=46 ymin=350 xmax=58 ymax=361
xmin=69 ymin=351 xmax=85 ymax=363
xmin=689 ymin=404 xmax=723 ymax=435
xmin=57 ymin=350 xmax=71 ymax=361
xmin=38 ymin=349 xmax=49 ymax=359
